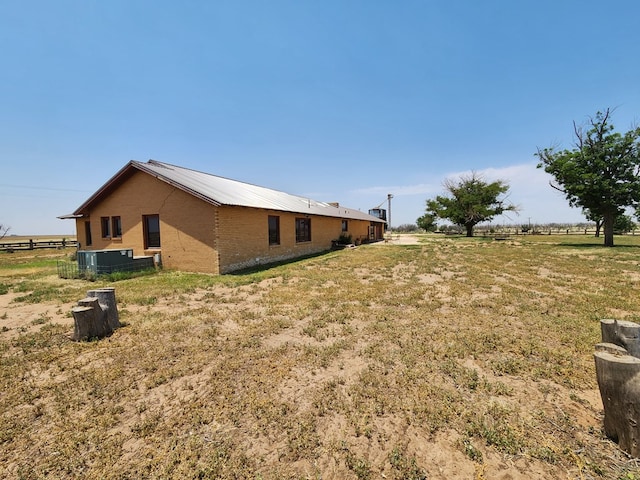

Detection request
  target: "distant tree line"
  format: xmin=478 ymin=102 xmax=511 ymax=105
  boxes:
xmin=402 ymin=220 xmax=637 ymax=235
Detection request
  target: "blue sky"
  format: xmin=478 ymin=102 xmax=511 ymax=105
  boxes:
xmin=1 ymin=1 xmax=639 ymax=235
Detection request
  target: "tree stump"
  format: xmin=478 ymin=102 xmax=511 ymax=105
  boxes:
xmin=87 ymin=287 xmax=120 ymax=330
xmin=72 ymin=288 xmax=120 ymax=341
xmin=601 ymin=318 xmax=640 ymax=358
xmin=595 ymin=319 xmax=640 ymax=457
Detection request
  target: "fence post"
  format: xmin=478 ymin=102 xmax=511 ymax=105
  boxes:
xmin=29 ymin=239 xmax=34 ymax=250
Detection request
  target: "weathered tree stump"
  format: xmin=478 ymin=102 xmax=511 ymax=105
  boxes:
xmin=601 ymin=318 xmax=640 ymax=358
xmin=72 ymin=288 xmax=119 ymax=341
xmin=87 ymin=287 xmax=120 ymax=330
xmin=595 ymin=319 xmax=640 ymax=457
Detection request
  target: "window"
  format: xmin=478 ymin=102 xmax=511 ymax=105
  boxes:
xmin=143 ymin=214 xmax=161 ymax=248
xmin=85 ymin=221 xmax=92 ymax=246
xmin=295 ymin=217 xmax=311 ymax=243
xmin=268 ymin=215 xmax=280 ymax=245
xmin=101 ymin=217 xmax=110 ymax=238
xmin=112 ymin=216 xmax=122 ymax=238
xmin=342 ymin=220 xmax=348 ymax=232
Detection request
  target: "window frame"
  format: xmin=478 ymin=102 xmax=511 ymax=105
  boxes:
xmin=268 ymin=215 xmax=280 ymax=246
xmin=111 ymin=216 xmax=122 ymax=238
xmin=295 ymin=217 xmax=311 ymax=243
xmin=100 ymin=216 xmax=111 ymax=238
xmin=85 ymin=221 xmax=92 ymax=246
xmin=341 ymin=219 xmax=348 ymax=232
xmin=143 ymin=214 xmax=161 ymax=249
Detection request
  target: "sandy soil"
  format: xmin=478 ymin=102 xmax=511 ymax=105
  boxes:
xmin=0 ymin=288 xmax=608 ymax=479
xmin=376 ymin=233 xmax=423 ymax=245
xmin=1 ymin=238 xmax=637 ymax=479
xmin=0 ymin=292 xmax=72 ymax=338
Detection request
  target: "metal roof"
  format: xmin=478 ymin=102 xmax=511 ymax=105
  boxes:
xmin=70 ymin=160 xmax=385 ymax=223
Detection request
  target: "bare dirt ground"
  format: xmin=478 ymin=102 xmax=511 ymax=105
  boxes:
xmin=1 ymin=285 xmax=598 ymax=479
xmin=377 ymin=233 xmax=423 ymax=245
xmin=0 ymin=235 xmax=415 ymax=337
xmin=0 ymin=281 xmax=75 ymax=340
xmin=2 ymin=238 xmax=639 ymax=479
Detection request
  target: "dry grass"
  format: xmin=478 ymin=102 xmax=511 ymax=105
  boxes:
xmin=1 ymin=235 xmax=640 ymax=479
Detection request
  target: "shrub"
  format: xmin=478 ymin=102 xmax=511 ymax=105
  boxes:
xmin=336 ymin=233 xmax=353 ymax=244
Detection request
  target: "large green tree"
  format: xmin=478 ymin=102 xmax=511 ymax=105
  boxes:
xmin=536 ymin=109 xmax=640 ymax=247
xmin=425 ymin=172 xmax=516 ymax=237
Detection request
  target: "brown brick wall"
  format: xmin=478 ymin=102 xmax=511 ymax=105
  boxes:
xmin=75 ymin=170 xmax=220 ymax=273
xmin=216 ymin=207 xmax=355 ymax=273
xmin=75 ymin=170 xmax=381 ymax=274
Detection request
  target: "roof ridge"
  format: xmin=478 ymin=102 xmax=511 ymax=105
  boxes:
xmin=145 ymin=159 xmax=316 ymax=200
xmin=68 ymin=159 xmax=385 ymax=224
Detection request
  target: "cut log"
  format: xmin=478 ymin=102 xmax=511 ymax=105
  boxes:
xmin=600 ymin=318 xmax=640 ymax=358
xmin=87 ymin=287 xmax=120 ymax=329
xmin=71 ymin=288 xmax=119 ymax=341
xmin=595 ymin=342 xmax=628 ymax=356
xmin=72 ymin=303 xmax=112 ymax=341
xmin=594 ymin=348 xmax=640 ymax=457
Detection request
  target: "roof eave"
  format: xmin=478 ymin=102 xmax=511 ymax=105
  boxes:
xmin=133 ymin=162 xmax=222 ymax=207
xmin=72 ymin=160 xmax=223 ymax=216
xmin=72 ymin=161 xmax=138 ymax=215
xmin=71 ymin=159 xmax=385 ymax=223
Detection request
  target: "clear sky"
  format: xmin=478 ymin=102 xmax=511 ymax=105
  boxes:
xmin=2 ymin=1 xmax=639 ymax=235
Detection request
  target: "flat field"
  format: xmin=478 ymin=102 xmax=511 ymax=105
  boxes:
xmin=1 ymin=234 xmax=640 ymax=479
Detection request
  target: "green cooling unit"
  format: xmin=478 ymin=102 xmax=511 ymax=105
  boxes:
xmin=77 ymin=249 xmax=136 ymax=274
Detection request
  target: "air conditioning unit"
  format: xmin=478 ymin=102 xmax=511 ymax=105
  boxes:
xmin=77 ymin=249 xmax=134 ymax=274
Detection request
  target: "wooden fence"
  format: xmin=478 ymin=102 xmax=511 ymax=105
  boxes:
xmin=0 ymin=239 xmax=78 ymax=252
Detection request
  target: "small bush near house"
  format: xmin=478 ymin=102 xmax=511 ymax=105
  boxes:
xmin=335 ymin=233 xmax=353 ymax=244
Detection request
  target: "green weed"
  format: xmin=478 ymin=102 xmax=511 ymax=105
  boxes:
xmin=389 ymin=446 xmax=427 ymax=479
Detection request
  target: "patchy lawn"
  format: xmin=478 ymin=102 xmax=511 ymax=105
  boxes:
xmin=1 ymin=235 xmax=640 ymax=479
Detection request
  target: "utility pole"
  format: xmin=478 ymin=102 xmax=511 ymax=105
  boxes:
xmin=387 ymin=194 xmax=393 ymax=230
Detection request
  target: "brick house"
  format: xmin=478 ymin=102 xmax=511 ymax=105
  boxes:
xmin=61 ymin=160 xmax=386 ymax=274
